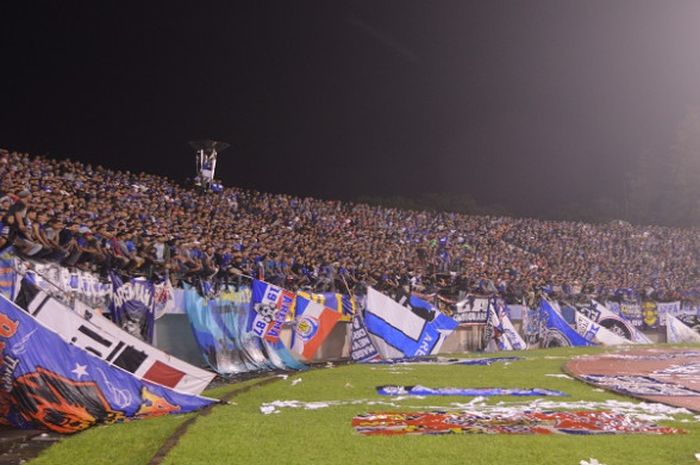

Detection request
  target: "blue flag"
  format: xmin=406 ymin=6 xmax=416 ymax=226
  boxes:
xmin=365 ymin=287 xmax=458 ymax=359
xmin=185 ymin=285 xmax=304 ymax=374
xmin=109 ymin=273 xmax=155 ymax=342
xmin=377 ymin=385 xmax=568 ymax=397
xmin=0 ymin=294 xmax=213 ymax=434
xmin=539 ymin=299 xmax=592 ymax=347
xmin=350 ymin=313 xmax=380 ymax=362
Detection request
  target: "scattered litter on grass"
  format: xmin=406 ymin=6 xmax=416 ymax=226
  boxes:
xmin=352 ymin=411 xmax=683 ymax=436
xmin=291 ymin=378 xmax=302 ymax=386
xmin=580 ymin=459 xmax=606 ymax=465
xmin=345 ymin=382 xmax=354 ymax=389
xmin=593 ymin=389 xmax=605 ymax=392
xmin=325 ymin=362 xmax=335 ymax=369
xmin=695 ymin=452 xmax=700 ymax=463
xmin=545 ymin=374 xmax=573 ymax=379
xmin=580 ymin=374 xmax=700 ymax=397
xmin=276 ymin=374 xmax=289 ymax=380
xmin=260 ymin=396 xmax=696 ymax=423
xmin=370 ymin=356 xmax=521 ymax=366
xmin=376 ymin=385 xmax=568 ymax=397
xmin=598 ymin=351 xmax=700 ymax=361
xmin=261 ymin=399 xmax=404 ymax=414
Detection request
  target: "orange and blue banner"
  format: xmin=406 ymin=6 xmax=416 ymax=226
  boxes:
xmin=0 ymin=294 xmax=214 ymax=434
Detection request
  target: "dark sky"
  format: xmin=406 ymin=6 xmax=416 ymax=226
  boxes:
xmin=3 ymin=1 xmax=700 ymax=217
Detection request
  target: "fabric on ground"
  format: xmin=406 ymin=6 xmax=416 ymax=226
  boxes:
xmin=376 ymin=385 xmax=568 ymax=397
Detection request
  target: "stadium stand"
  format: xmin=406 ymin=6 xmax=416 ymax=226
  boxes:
xmin=1 ymin=148 xmax=698 ymax=306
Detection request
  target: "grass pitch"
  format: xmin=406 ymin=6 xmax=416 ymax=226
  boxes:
xmin=29 ymin=347 xmax=700 ymax=465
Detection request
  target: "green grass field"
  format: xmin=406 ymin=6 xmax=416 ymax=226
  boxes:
xmin=29 ymin=347 xmax=700 ymax=465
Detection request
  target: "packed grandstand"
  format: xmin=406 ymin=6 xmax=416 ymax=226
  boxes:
xmin=2 ymin=146 xmax=700 ymax=443
xmin=1 ymin=148 xmax=698 ymax=307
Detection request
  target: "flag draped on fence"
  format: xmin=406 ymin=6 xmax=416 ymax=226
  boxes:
xmin=577 ymin=300 xmax=652 ymax=344
xmin=248 ymin=280 xmax=296 ymax=343
xmin=483 ymin=298 xmax=526 ymax=351
xmin=453 ymin=296 xmax=490 ymax=323
xmin=184 ymin=286 xmax=264 ymax=375
xmin=350 ymin=312 xmax=380 ymax=362
xmin=572 ymin=308 xmax=630 ymax=346
xmin=666 ymin=314 xmax=700 ymax=344
xmin=0 ymin=294 xmax=214 ymax=434
xmin=109 ymin=273 xmax=155 ymax=343
xmin=364 ymin=288 xmax=458 ymax=359
xmin=185 ymin=281 xmax=306 ymax=374
xmin=16 ymin=279 xmax=215 ymax=394
xmin=295 ymin=291 xmax=355 ymax=320
xmin=290 ymin=295 xmax=341 ymax=361
xmin=539 ymin=299 xmax=593 ymax=348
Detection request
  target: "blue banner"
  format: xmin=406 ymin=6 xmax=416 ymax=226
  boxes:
xmin=350 ymin=313 xmax=380 ymax=362
xmin=0 ymin=294 xmax=213 ymax=434
xmin=376 ymin=385 xmax=568 ymax=397
xmin=109 ymin=273 xmax=155 ymax=343
xmin=539 ymin=299 xmax=593 ymax=347
xmin=370 ymin=356 xmax=521 ymax=366
xmin=185 ymin=285 xmax=304 ymax=375
xmin=365 ymin=288 xmax=458 ymax=359
xmin=296 ymin=291 xmax=356 ymax=319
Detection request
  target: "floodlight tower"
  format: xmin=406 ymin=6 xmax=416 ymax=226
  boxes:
xmin=188 ymin=139 xmax=230 ymax=189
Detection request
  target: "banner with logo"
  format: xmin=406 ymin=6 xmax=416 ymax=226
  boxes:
xmin=185 ymin=285 xmax=304 ymax=374
xmin=29 ymin=261 xmax=111 ymax=310
xmin=15 ymin=279 xmax=215 ymax=394
xmin=364 ymin=287 xmax=458 ymax=359
xmin=350 ymin=313 xmax=381 ymax=362
xmin=485 ymin=298 xmax=526 ymax=351
xmin=619 ymin=302 xmax=644 ymax=327
xmin=184 ymin=286 xmax=262 ymax=375
xmin=248 ymin=280 xmax=295 ymax=343
xmin=538 ymin=299 xmax=592 ymax=348
xmin=453 ymin=296 xmax=489 ymax=323
xmin=666 ymin=314 xmax=700 ymax=344
xmin=290 ymin=295 xmax=341 ymax=361
xmin=656 ymin=301 xmax=682 ymax=326
xmin=641 ymin=301 xmax=659 ymax=329
xmin=109 ymin=273 xmax=155 ymax=343
xmin=0 ymin=294 xmax=214 ymax=434
xmin=577 ymin=300 xmax=651 ymax=344
xmin=572 ymin=310 xmax=629 ymax=346
xmin=295 ymin=291 xmax=356 ymax=321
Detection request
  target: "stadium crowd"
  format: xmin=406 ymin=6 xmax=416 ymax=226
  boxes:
xmin=1 ymin=149 xmax=699 ymax=304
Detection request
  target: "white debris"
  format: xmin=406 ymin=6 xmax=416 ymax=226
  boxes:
xmin=545 ymin=374 xmax=573 ymax=379
xmin=291 ymin=378 xmax=302 ymax=386
xmin=325 ymin=362 xmax=335 ymax=368
xmin=344 ymin=382 xmax=353 ymax=389
xmin=260 ymin=399 xmax=403 ymax=415
xmin=580 ymin=459 xmax=606 ymax=465
xmin=276 ymin=374 xmax=289 ymax=380
xmin=260 ymin=405 xmax=277 ymax=415
xmin=260 ymin=396 xmax=696 ymax=421
xmin=695 ymin=452 xmax=700 ymax=463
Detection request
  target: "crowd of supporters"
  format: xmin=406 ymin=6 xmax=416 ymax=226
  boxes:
xmin=1 ymin=148 xmax=699 ymax=304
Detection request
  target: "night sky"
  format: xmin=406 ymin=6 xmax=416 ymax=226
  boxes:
xmin=3 ymin=1 xmax=700 ymax=218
